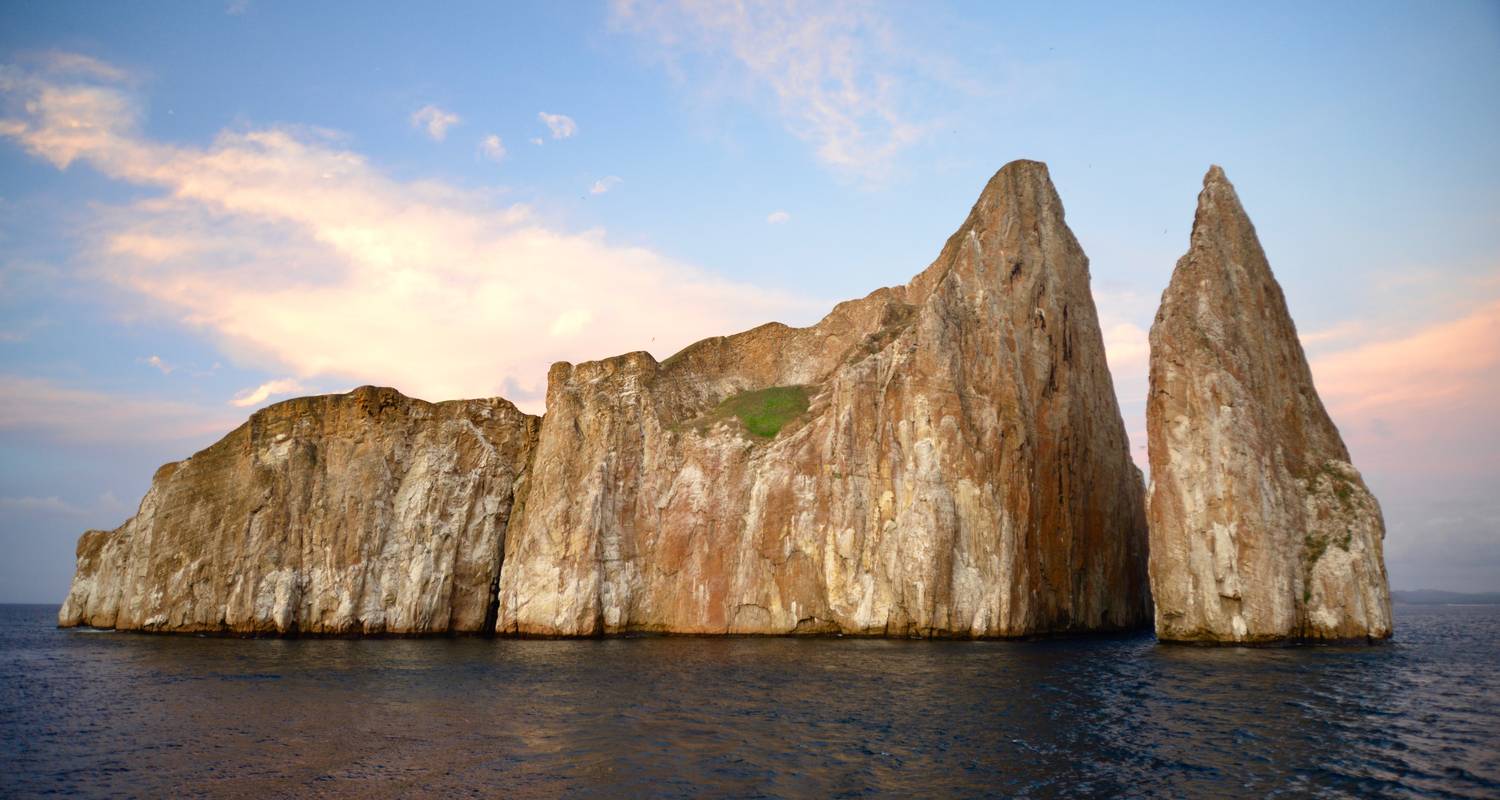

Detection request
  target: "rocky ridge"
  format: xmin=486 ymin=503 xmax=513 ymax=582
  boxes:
xmin=61 ymin=160 xmax=1395 ymax=644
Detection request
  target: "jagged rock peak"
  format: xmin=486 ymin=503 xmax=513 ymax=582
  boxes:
xmin=497 ymin=158 xmax=1151 ymax=638
xmin=1146 ymin=166 xmax=1392 ymax=644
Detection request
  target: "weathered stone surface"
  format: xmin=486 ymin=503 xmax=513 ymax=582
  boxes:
xmin=60 ymin=160 xmax=1153 ymax=639
xmin=58 ymin=387 xmax=538 ymax=635
xmin=1146 ymin=166 xmax=1392 ymax=643
xmin=497 ymin=160 xmax=1151 ymax=636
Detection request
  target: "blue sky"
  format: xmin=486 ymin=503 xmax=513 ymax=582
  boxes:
xmin=2 ymin=1 xmax=1497 ymax=602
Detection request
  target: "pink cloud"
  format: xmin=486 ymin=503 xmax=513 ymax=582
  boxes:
xmin=1311 ymin=298 xmax=1500 ymax=477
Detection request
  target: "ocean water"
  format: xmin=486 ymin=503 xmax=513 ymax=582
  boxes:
xmin=2 ymin=604 xmax=1496 ymax=798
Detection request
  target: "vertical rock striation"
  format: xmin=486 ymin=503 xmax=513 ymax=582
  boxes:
xmin=59 ymin=160 xmax=1153 ymax=639
xmin=58 ymin=387 xmax=538 ymax=635
xmin=497 ymin=160 xmax=1151 ymax=636
xmin=1146 ymin=166 xmax=1392 ymax=643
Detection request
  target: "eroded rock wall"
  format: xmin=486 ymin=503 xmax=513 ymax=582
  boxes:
xmin=60 ymin=160 xmax=1154 ymax=639
xmin=58 ymin=387 xmax=538 ymax=635
xmin=1146 ymin=166 xmax=1392 ymax=643
xmin=496 ymin=160 xmax=1151 ymax=637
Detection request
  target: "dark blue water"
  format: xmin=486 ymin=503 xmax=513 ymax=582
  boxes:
xmin=2 ymin=604 xmax=1496 ymax=798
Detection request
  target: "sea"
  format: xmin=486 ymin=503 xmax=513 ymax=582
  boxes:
xmin=2 ymin=603 xmax=1496 ymax=798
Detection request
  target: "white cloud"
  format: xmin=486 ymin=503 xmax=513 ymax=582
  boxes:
xmin=529 ymin=137 xmax=544 ymax=146
xmin=1091 ymin=287 xmax=1156 ymax=469
xmin=611 ymin=0 xmax=936 ymax=179
xmin=479 ymin=133 xmax=506 ymax=162
xmin=142 ymin=354 xmax=173 ymax=374
xmin=766 ymin=210 xmax=791 ymax=224
xmin=0 ymin=56 xmax=818 ymax=413
xmin=549 ymin=309 xmax=592 ymax=337
xmin=231 ymin=378 xmax=304 ymax=407
xmin=411 ymin=104 xmax=460 ymax=141
xmin=589 ymin=176 xmax=622 ymax=195
xmin=538 ymin=111 xmax=577 ymax=140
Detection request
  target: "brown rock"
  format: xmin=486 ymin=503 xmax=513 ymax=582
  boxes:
xmin=58 ymin=386 xmax=538 ymax=634
xmin=496 ymin=160 xmax=1151 ymax=636
xmin=1146 ymin=166 xmax=1392 ymax=643
xmin=60 ymin=160 xmax=1152 ymax=638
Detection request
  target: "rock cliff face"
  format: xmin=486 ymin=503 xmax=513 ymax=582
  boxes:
xmin=60 ymin=159 xmax=1153 ymax=637
xmin=1146 ymin=166 xmax=1392 ymax=643
xmin=497 ymin=160 xmax=1151 ymax=636
xmin=58 ymin=387 xmax=538 ymax=634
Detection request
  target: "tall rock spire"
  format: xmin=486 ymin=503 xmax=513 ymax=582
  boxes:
xmin=1146 ymin=166 xmax=1392 ymax=643
xmin=498 ymin=159 xmax=1151 ymax=636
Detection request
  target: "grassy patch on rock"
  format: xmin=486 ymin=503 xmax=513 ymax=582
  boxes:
xmin=1309 ymin=460 xmax=1357 ymax=512
xmin=687 ymin=386 xmax=811 ymax=439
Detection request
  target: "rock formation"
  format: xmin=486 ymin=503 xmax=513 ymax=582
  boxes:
xmin=58 ymin=387 xmax=538 ymax=634
xmin=1146 ymin=166 xmax=1392 ymax=643
xmin=497 ymin=160 xmax=1150 ymax=636
xmin=60 ymin=159 xmax=1153 ymax=637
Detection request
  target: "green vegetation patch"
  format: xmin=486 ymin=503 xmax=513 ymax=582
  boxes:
xmin=1304 ymin=532 xmax=1331 ymax=570
xmin=1310 ymin=461 xmax=1357 ymax=512
xmin=695 ymin=385 xmax=811 ymax=439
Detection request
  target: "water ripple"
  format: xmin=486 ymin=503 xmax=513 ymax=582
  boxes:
xmin=1 ymin=604 xmax=1497 ymax=797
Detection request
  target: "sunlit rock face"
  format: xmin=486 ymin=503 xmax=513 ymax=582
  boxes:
xmin=58 ymin=387 xmax=538 ymax=635
xmin=497 ymin=160 xmax=1152 ymax=636
xmin=1146 ymin=166 xmax=1392 ymax=644
xmin=59 ymin=160 xmax=1152 ymax=638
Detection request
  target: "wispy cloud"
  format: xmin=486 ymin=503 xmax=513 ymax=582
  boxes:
xmin=611 ymin=0 xmax=939 ymax=180
xmin=0 ymin=490 xmax=131 ymax=519
xmin=538 ymin=111 xmax=577 ymax=140
xmin=0 ymin=374 xmax=237 ymax=444
xmin=0 ymin=495 xmax=87 ymax=515
xmin=411 ymin=104 xmax=460 ymax=141
xmin=1310 ymin=297 xmax=1500 ymax=477
xmin=479 ymin=133 xmax=507 ymax=162
xmin=766 ymin=210 xmax=791 ymax=224
xmin=589 ymin=176 xmax=622 ymax=195
xmin=231 ymin=378 xmax=304 ymax=408
xmin=141 ymin=354 xmax=173 ymax=375
xmin=25 ymin=51 xmax=131 ymax=83
xmin=1300 ymin=320 xmax=1367 ymax=347
xmin=0 ymin=56 xmax=818 ymax=411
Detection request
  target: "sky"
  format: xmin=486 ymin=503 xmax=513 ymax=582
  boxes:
xmin=1 ymin=1 xmax=1497 ymax=602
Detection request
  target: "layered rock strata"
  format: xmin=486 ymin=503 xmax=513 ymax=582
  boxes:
xmin=1146 ymin=166 xmax=1392 ymax=643
xmin=497 ymin=160 xmax=1151 ymax=636
xmin=58 ymin=387 xmax=538 ymax=634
